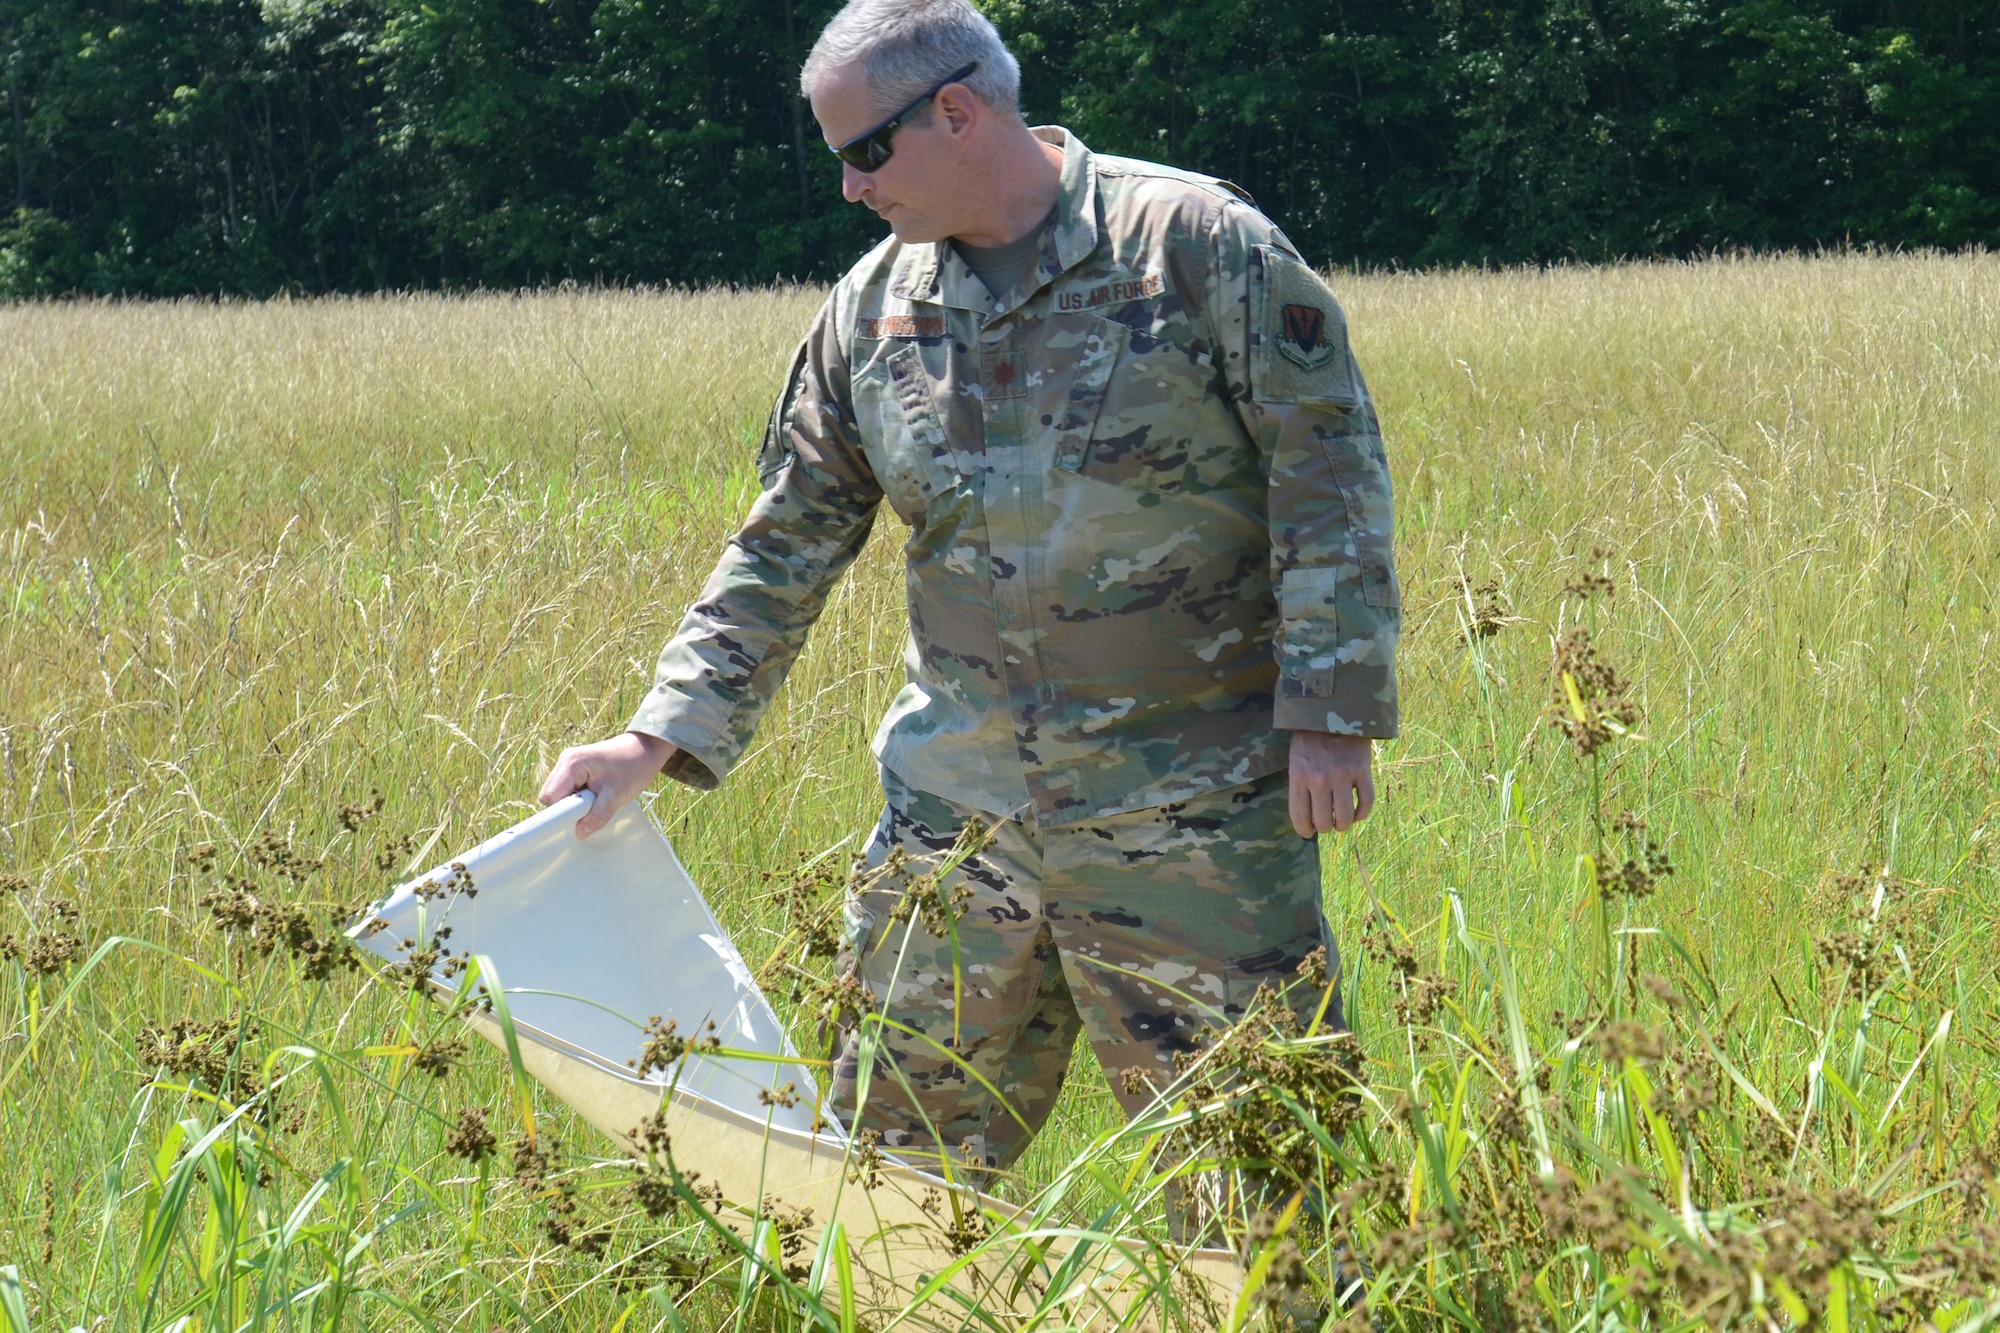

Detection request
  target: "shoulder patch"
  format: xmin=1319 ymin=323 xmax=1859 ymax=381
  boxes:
xmin=1278 ymin=304 xmax=1336 ymax=370
xmin=1250 ymin=246 xmax=1356 ymax=408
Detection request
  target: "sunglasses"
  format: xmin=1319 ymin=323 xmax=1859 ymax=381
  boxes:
xmin=828 ymin=62 xmax=978 ymax=171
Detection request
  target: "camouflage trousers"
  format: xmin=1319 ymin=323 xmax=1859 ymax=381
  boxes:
xmin=829 ymin=766 xmax=1343 ymax=1176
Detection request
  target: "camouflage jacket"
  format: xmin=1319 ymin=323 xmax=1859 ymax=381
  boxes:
xmin=630 ymin=127 xmax=1400 ymax=827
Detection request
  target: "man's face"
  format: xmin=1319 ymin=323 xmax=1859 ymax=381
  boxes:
xmin=810 ymin=62 xmax=963 ymax=244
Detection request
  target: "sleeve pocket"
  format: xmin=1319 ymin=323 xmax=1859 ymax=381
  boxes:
xmin=1277 ymin=565 xmax=1342 ymax=699
xmin=757 ymin=337 xmax=813 ymax=490
xmin=1332 ymin=465 xmax=1400 ymax=610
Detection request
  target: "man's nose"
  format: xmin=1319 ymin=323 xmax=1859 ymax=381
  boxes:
xmin=841 ymin=163 xmax=870 ymax=204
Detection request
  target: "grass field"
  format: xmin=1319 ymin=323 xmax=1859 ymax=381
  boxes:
xmin=2 ymin=251 xmax=1998 ymax=1330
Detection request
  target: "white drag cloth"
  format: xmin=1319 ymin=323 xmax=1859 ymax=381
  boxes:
xmin=347 ymin=791 xmax=821 ymax=1134
xmin=345 ymin=793 xmax=1240 ymax=1328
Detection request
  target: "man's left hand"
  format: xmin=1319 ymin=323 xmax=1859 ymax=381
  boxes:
xmin=1288 ymin=731 xmax=1376 ymax=838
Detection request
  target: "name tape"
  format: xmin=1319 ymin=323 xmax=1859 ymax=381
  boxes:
xmin=858 ymin=314 xmax=948 ymax=340
xmin=856 ymin=272 xmax=1168 ymax=340
xmin=1055 ymin=272 xmax=1165 ymax=313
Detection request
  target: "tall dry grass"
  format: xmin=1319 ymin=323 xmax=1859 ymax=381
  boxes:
xmin=1 ymin=253 xmax=1997 ymax=1329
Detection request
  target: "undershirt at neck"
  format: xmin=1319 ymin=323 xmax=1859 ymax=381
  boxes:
xmin=954 ymin=208 xmax=1055 ymax=300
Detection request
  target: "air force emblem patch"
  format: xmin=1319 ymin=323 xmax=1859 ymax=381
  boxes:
xmin=1252 ymin=244 xmax=1357 ymax=406
xmin=1278 ymin=303 xmax=1335 ymax=370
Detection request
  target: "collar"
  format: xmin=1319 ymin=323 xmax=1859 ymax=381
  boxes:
xmin=888 ymin=125 xmax=1102 ymax=314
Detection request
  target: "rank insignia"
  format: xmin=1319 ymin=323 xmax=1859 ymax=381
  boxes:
xmin=1278 ymin=303 xmax=1335 ymax=370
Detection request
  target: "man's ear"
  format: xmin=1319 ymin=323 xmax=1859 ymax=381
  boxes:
xmin=935 ymin=83 xmax=979 ymax=140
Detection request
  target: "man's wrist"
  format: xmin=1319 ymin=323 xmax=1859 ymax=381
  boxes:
xmin=630 ymin=730 xmax=724 ymax=793
xmin=625 ymin=729 xmax=678 ymax=777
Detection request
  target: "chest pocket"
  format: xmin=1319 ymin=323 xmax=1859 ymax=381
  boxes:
xmin=852 ymin=342 xmax=959 ymax=524
xmin=1053 ymin=315 xmax=1224 ymax=492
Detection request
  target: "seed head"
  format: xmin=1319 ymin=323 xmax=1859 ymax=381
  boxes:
xmin=444 ymin=1107 xmax=496 ymax=1162
xmin=1547 ymin=627 xmax=1638 ymax=757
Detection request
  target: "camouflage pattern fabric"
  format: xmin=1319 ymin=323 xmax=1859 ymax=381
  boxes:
xmin=629 ymin=125 xmax=1400 ymax=828
xmin=827 ymin=766 xmax=1340 ymax=1176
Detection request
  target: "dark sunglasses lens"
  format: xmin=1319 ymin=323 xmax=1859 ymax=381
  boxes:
xmin=837 ymin=129 xmax=894 ymax=171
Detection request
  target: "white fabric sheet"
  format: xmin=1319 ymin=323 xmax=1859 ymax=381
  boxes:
xmin=346 ymin=792 xmax=828 ymax=1137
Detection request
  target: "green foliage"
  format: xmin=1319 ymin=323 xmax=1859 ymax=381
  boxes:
xmin=1 ymin=0 xmax=1996 ymax=294
xmin=1001 ymin=0 xmax=2000 ymax=266
xmin=0 ymin=0 xmax=881 ymax=294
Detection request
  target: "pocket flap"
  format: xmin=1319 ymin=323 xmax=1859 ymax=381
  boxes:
xmin=1279 ymin=565 xmax=1344 ymax=618
xmin=852 ymin=343 xmax=955 ymax=517
xmin=1053 ymin=316 xmax=1129 ymax=473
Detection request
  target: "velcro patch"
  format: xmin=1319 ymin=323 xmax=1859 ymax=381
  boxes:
xmin=1251 ymin=246 xmax=1355 ymax=407
xmin=858 ymin=314 xmax=947 ymax=340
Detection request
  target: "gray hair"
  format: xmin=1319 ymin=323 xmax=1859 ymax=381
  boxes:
xmin=801 ymin=0 xmax=1022 ymax=122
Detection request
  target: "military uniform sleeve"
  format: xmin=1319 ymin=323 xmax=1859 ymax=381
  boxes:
xmin=1205 ymin=202 xmax=1400 ymax=738
xmin=626 ymin=294 xmax=882 ymax=788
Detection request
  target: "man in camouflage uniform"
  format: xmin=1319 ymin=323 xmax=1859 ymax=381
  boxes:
xmin=539 ymin=0 xmax=1399 ymax=1180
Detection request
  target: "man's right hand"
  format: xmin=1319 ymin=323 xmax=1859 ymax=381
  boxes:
xmin=537 ymin=731 xmax=678 ymax=839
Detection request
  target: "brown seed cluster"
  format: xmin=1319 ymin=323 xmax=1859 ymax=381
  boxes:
xmin=444 ymin=1106 xmax=497 ymax=1162
xmin=761 ymin=848 xmax=852 ymax=964
xmin=918 ymin=1187 xmax=989 ymax=1258
xmin=1579 ymin=1179 xmax=1902 ymax=1324
xmin=247 ymin=828 xmax=324 ymax=883
xmin=1597 ymin=811 xmax=1673 ymax=899
xmin=1153 ymin=976 xmax=1369 ymax=1234
xmin=337 ymin=790 xmax=386 ymax=833
xmin=1 ymin=889 xmax=87 ymax=978
xmin=760 ymin=1196 xmax=820 ymax=1276
xmin=627 ymin=1015 xmax=722 ymax=1079
xmin=845 ymin=1127 xmax=886 ymax=1191
xmin=1562 ymin=546 xmax=1618 ymax=600
xmin=1547 ymin=626 xmax=1639 ymax=757
xmin=884 ymin=843 xmax=979 ymax=938
xmin=1810 ymin=866 xmax=1933 ymax=1000
xmin=412 ymin=1032 xmax=468 ymax=1078
xmin=623 ymin=1105 xmax=684 ymax=1220
xmin=413 ymin=860 xmax=476 ymax=903
xmin=374 ymin=831 xmax=418 ymax=873
xmin=137 ymin=1016 xmax=260 ymax=1100
xmin=386 ymin=922 xmax=477 ymax=994
xmin=194 ymin=827 xmax=366 ymax=983
xmin=1456 ymin=576 xmax=1517 ymax=641
xmin=1295 ymin=944 xmax=1333 ymax=992
xmin=1245 ymin=1204 xmax=1310 ymax=1309
xmin=200 ymin=876 xmax=358 ymax=981
xmin=510 ymin=1131 xmax=605 ymax=1253
xmin=806 ymin=969 xmax=878 ymax=1056
xmin=1363 ymin=917 xmax=1458 ymax=1029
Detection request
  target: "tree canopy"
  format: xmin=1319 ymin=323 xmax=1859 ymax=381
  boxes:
xmin=2 ymin=0 xmax=1994 ymax=295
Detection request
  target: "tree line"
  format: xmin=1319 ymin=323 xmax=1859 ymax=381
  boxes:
xmin=2 ymin=0 xmax=1994 ymax=296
